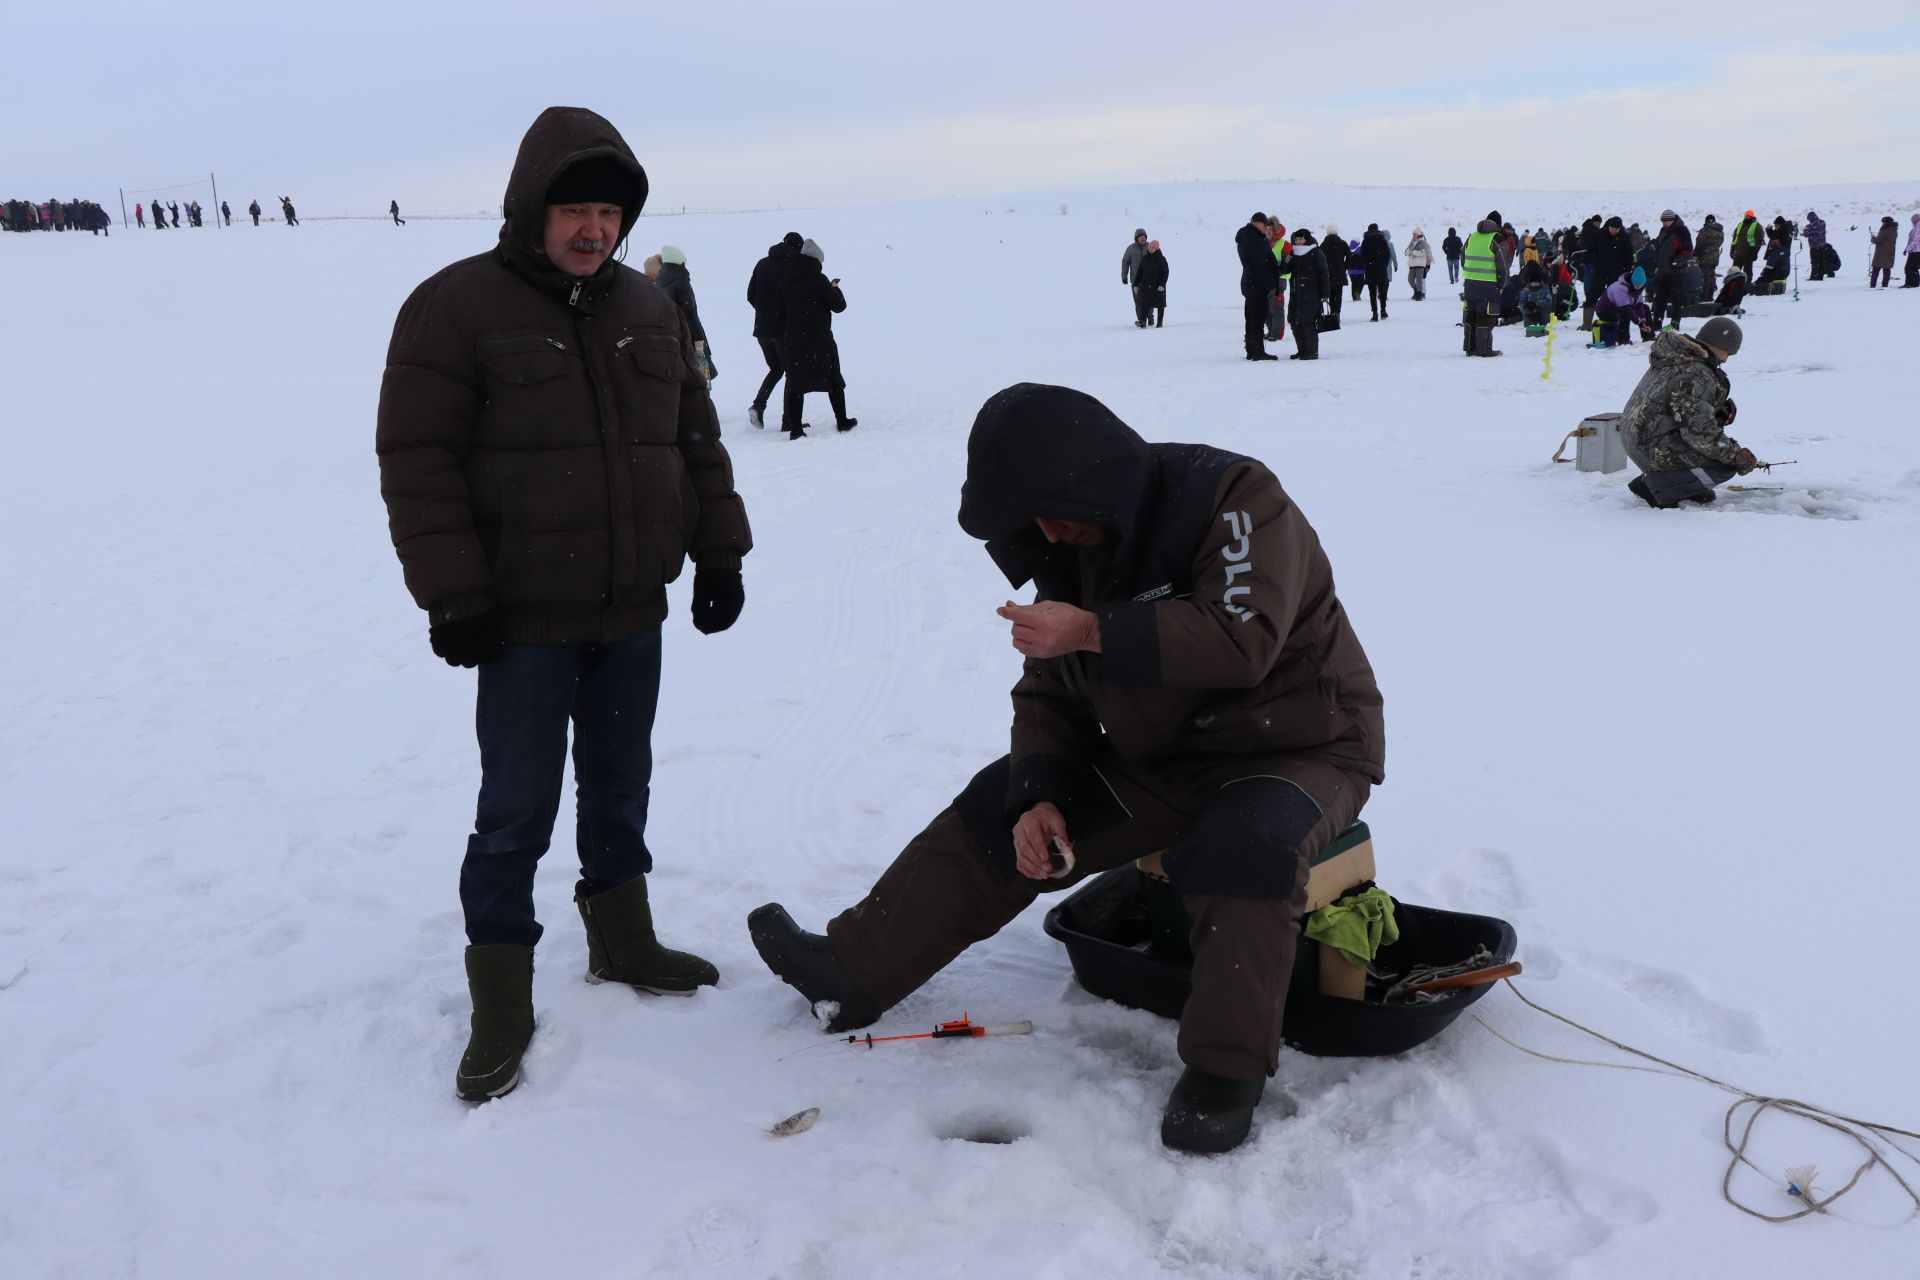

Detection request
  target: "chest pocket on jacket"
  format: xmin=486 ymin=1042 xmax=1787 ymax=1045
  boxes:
xmin=614 ymin=330 xmax=684 ymax=444
xmin=478 ymin=333 xmax=567 ymax=388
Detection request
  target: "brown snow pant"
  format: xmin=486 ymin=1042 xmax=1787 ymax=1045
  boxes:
xmin=826 ymin=750 xmax=1371 ymax=1079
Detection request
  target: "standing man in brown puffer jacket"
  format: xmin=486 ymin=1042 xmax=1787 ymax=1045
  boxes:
xmin=749 ymin=383 xmax=1384 ymax=1155
xmin=376 ymin=106 xmax=753 ymax=1103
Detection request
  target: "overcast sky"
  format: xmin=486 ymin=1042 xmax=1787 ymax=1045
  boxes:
xmin=7 ymin=2 xmax=1917 ymax=215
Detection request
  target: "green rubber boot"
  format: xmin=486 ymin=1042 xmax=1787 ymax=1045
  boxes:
xmin=576 ymin=877 xmax=719 ymax=996
xmin=455 ymin=944 xmax=535 ymax=1102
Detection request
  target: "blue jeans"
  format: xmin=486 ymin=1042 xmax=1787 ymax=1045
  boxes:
xmin=460 ymin=628 xmax=662 ymax=946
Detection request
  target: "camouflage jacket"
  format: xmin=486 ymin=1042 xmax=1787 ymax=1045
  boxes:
xmin=1619 ymin=331 xmax=1743 ymax=471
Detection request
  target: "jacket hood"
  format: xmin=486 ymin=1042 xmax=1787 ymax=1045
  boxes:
xmin=499 ymin=107 xmax=649 ymax=265
xmin=1648 ymin=329 xmax=1712 ymax=370
xmin=958 ymin=384 xmax=1158 ymax=588
xmin=1134 ymin=227 xmax=1148 ymax=240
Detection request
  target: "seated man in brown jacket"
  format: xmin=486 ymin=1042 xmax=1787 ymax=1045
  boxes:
xmin=376 ymin=107 xmax=752 ymax=1103
xmin=751 ymin=383 xmax=1384 ymax=1153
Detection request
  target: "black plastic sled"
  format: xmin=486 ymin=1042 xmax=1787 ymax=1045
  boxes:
xmin=1043 ymin=862 xmax=1518 ymax=1059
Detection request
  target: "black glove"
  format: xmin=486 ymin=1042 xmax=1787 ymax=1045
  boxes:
xmin=1719 ymin=397 xmax=1737 ymax=426
xmin=429 ymin=610 xmax=505 ymax=668
xmin=690 ymin=569 xmax=744 ymax=635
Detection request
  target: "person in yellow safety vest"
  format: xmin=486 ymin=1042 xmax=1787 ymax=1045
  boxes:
xmin=1728 ymin=210 xmax=1764 ymax=277
xmin=1461 ymin=216 xmax=1511 ymax=357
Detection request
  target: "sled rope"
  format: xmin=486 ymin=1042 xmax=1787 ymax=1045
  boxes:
xmin=1473 ymin=980 xmax=1920 ymax=1224
xmin=1551 ymin=425 xmax=1594 ymax=464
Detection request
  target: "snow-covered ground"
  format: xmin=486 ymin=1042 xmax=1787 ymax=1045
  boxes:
xmin=4 ymin=178 xmax=1917 ymax=1279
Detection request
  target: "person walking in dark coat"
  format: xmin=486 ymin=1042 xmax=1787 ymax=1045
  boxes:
xmin=1236 ymin=214 xmax=1280 ymax=361
xmin=1133 ymin=240 xmax=1169 ymax=327
xmin=390 ymin=199 xmax=406 ymax=226
xmin=745 ymin=233 xmax=800 ymax=427
xmin=1442 ymin=227 xmax=1464 ymax=284
xmin=654 ymin=245 xmax=714 ymax=379
xmin=374 ymin=107 xmax=751 ymax=1103
xmin=168 ymin=201 xmax=181 ymax=228
xmin=220 ymin=200 xmax=231 ymax=226
xmin=279 ymin=196 xmax=298 ymax=226
xmin=1121 ymin=228 xmax=1150 ymax=319
xmin=1319 ymin=226 xmax=1349 ymax=328
xmin=778 ymin=239 xmax=854 ymax=437
xmin=1285 ymin=229 xmax=1328 ymax=359
xmin=1359 ymin=224 xmax=1392 ymax=320
xmin=248 ymin=199 xmax=261 ymax=226
xmin=748 ymin=382 xmax=1385 ymax=1155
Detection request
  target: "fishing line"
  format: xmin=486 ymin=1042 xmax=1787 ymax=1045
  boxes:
xmin=1473 ymin=980 xmax=1920 ymax=1224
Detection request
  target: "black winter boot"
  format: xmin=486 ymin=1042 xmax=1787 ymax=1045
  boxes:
xmin=1161 ymin=1067 xmax=1282 ymax=1154
xmin=747 ymin=903 xmax=881 ymax=1033
xmin=456 ymin=944 xmax=535 ymax=1102
xmin=575 ymin=877 xmax=719 ymax=996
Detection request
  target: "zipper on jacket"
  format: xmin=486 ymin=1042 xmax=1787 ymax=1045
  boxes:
xmin=568 ymin=280 xmax=583 ymax=307
xmin=545 ymin=337 xmax=566 ymax=351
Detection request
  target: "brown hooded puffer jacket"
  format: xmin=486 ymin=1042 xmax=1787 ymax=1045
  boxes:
xmin=376 ymin=106 xmax=750 ymax=643
xmin=957 ymin=385 xmax=1385 ymax=817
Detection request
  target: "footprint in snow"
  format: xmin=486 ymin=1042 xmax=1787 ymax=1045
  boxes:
xmin=1614 ymin=961 xmax=1765 ymax=1054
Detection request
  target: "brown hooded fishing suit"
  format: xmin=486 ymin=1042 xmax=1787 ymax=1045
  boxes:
xmin=824 ymin=384 xmax=1385 ymax=1078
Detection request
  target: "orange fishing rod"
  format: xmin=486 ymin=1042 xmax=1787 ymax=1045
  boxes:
xmin=841 ymin=1013 xmax=1034 ymax=1049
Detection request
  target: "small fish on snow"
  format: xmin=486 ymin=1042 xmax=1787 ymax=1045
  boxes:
xmin=770 ymin=1107 xmax=820 ymax=1138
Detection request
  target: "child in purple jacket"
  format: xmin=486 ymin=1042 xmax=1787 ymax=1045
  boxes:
xmin=1592 ymin=267 xmax=1652 ymax=348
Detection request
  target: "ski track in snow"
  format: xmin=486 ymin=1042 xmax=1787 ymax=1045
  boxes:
xmin=4 ymin=178 xmax=1918 ymax=1278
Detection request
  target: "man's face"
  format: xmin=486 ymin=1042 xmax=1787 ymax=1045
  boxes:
xmin=542 ymin=203 xmax=623 ymax=277
xmin=1136 ymin=233 xmax=1148 ymax=246
xmin=1705 ymin=345 xmax=1733 ymax=363
xmin=1035 ymin=517 xmax=1105 ymax=547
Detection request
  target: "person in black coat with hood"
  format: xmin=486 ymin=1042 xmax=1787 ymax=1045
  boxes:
xmin=778 ymin=238 xmax=854 ymax=437
xmin=1319 ymin=227 xmax=1349 ymax=327
xmin=1442 ymin=227 xmax=1464 ymax=284
xmin=1236 ymin=214 xmax=1280 ymax=361
xmin=1359 ymin=224 xmax=1392 ymax=320
xmin=1132 ymin=239 xmax=1169 ymax=327
xmin=746 ymin=233 xmax=801 ymax=426
xmin=1285 ymin=229 xmax=1328 ymax=359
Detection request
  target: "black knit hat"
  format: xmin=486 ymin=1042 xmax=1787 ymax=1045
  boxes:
xmin=783 ymin=231 xmax=803 ymax=248
xmin=544 ymin=155 xmax=641 ymax=210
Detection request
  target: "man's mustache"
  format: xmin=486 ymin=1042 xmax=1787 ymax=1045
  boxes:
xmin=569 ymin=238 xmax=606 ymax=253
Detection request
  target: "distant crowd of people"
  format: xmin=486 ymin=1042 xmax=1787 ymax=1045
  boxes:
xmin=3 ymin=197 xmax=111 ymax=233
xmin=1108 ymin=202 xmax=1920 ymax=364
